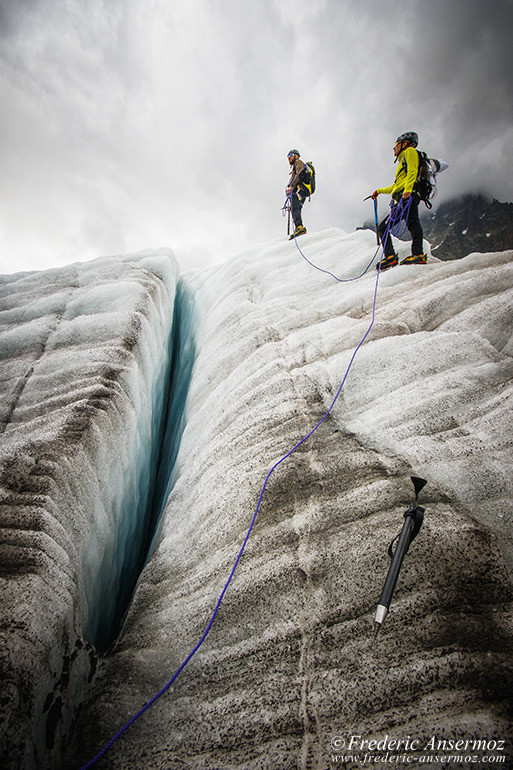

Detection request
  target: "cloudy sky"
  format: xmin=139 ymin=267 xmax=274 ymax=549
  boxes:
xmin=1 ymin=0 xmax=512 ymax=275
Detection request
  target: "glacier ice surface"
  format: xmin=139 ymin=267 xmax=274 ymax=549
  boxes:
xmin=0 ymin=249 xmax=188 ymax=767
xmin=2 ymin=229 xmax=513 ymax=769
xmin=73 ymin=229 xmax=513 ymax=768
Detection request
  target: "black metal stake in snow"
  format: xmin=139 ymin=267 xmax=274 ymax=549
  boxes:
xmin=374 ymin=476 xmax=427 ymax=635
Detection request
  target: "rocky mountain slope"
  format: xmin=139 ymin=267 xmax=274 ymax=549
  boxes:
xmin=420 ymin=194 xmax=513 ymax=260
xmin=362 ymin=193 xmax=513 ymax=260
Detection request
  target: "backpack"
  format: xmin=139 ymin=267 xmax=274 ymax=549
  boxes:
xmin=300 ymin=161 xmax=316 ymax=198
xmin=415 ymin=151 xmax=448 ymax=208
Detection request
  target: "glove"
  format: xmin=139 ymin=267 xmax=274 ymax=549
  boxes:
xmin=371 ymin=190 xmax=379 ymax=199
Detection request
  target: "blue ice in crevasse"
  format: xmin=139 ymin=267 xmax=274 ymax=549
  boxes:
xmin=84 ymin=276 xmax=196 ymax=652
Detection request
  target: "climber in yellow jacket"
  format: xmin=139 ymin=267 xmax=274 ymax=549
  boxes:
xmin=371 ymin=131 xmax=426 ymax=271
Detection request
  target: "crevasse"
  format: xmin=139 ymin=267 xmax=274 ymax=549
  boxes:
xmin=86 ymin=276 xmax=196 ymax=652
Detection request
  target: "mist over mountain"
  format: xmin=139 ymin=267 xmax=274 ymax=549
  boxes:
xmin=361 ymin=193 xmax=513 ymax=259
xmin=421 ymin=194 xmax=513 ymax=260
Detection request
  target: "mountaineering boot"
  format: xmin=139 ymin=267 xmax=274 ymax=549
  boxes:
xmin=400 ymin=254 xmax=427 ymax=265
xmin=289 ymin=225 xmax=307 ymax=240
xmin=376 ymin=253 xmax=398 ymax=271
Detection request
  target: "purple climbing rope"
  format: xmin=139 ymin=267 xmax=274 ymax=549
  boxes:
xmin=290 ymin=195 xmax=411 ymax=280
xmin=81 ymin=199 xmax=407 ymax=769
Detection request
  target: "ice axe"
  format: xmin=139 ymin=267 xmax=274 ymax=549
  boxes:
xmin=364 ymin=194 xmax=380 ymax=245
xmin=374 ymin=476 xmax=427 ymax=635
xmin=282 ymin=194 xmax=292 ymax=236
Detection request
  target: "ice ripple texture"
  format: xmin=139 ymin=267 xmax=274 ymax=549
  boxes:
xmin=0 ymin=250 xmax=179 ymax=767
xmin=76 ymin=231 xmax=513 ymax=769
xmin=1 ymin=229 xmax=513 ymax=769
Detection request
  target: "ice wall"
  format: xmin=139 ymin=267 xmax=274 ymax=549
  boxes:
xmin=0 ymin=250 xmax=178 ymax=768
xmin=73 ymin=231 xmax=513 ymax=769
xmin=146 ymin=277 xmax=197 ymax=555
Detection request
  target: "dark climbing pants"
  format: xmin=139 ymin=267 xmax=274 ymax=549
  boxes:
xmin=291 ymin=188 xmax=306 ymax=228
xmin=378 ymin=198 xmax=424 ymax=257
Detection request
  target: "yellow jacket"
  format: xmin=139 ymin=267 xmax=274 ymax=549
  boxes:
xmin=377 ymin=146 xmax=419 ymax=198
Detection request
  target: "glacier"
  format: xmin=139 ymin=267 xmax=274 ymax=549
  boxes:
xmin=0 ymin=251 xmax=185 ymax=767
xmin=1 ymin=229 xmax=513 ymax=769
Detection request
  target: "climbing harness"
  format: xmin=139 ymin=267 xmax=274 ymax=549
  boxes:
xmin=82 ymin=198 xmax=411 ymax=769
xmin=374 ymin=476 xmax=427 ymax=635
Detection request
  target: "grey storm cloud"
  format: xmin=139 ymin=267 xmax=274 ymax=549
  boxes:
xmin=1 ymin=0 xmax=513 ymax=274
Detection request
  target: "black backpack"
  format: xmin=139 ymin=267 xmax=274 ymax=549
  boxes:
xmin=415 ymin=151 xmax=444 ymax=208
xmin=300 ymin=161 xmax=316 ymax=198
